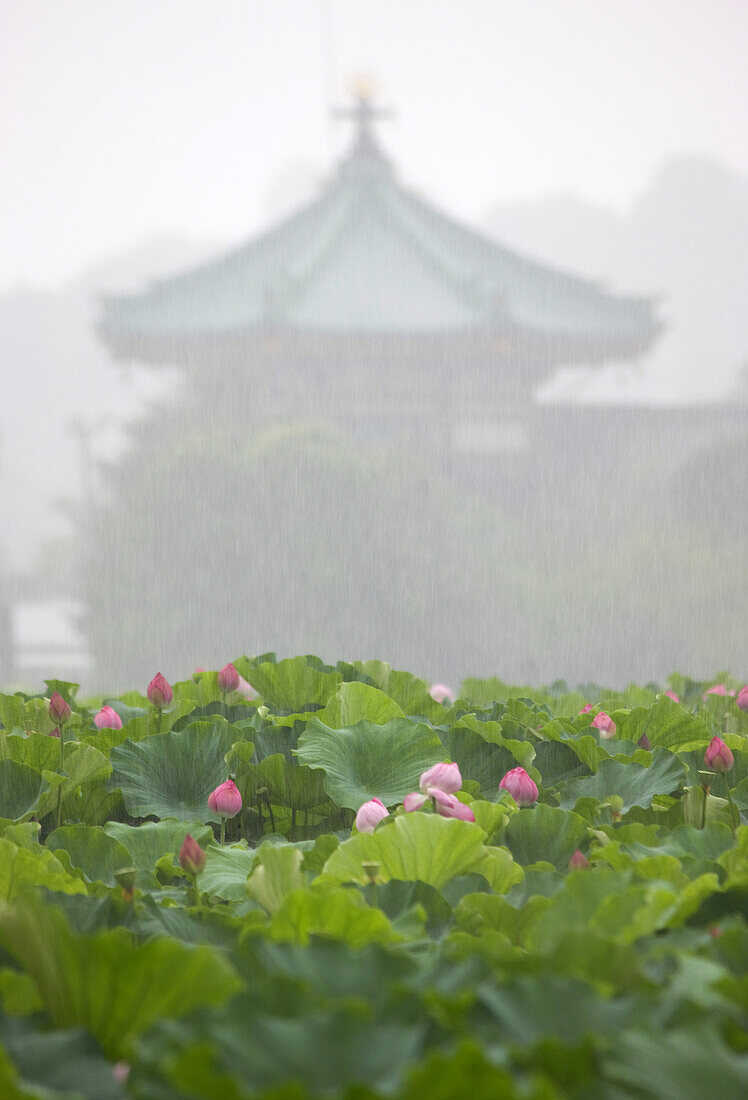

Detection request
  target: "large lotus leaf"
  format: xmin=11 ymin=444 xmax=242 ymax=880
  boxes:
xmin=270 ymin=884 xmax=399 ymax=948
xmin=0 ymin=837 xmax=87 ymax=901
xmin=0 ymin=1015 xmax=126 ymax=1100
xmin=295 ymin=717 xmax=444 ymax=809
xmin=33 ymin=744 xmax=111 ymax=822
xmin=532 ymin=740 xmax=592 ymax=787
xmin=503 ymin=804 xmax=589 ymax=870
xmin=228 ymin=745 xmax=331 ymax=811
xmin=108 ymin=720 xmax=236 ymax=821
xmin=245 ymin=658 xmax=342 ymax=710
xmin=455 ymin=892 xmax=552 ymax=946
xmin=603 ymin=1025 xmax=748 ymax=1099
xmin=0 ymin=760 xmax=46 ymax=822
xmin=45 ymin=826 xmax=133 ymax=888
xmin=351 ymin=661 xmax=446 ymax=719
xmin=247 ymin=846 xmax=305 ymax=913
xmin=0 ymin=732 xmax=60 ymax=771
xmin=477 ymin=974 xmax=634 ymax=1045
xmin=318 ymin=812 xmax=489 ymax=889
xmin=451 ymin=715 xmax=536 ymax=771
xmin=0 ymin=696 xmax=56 ymax=737
xmin=559 ymin=749 xmax=687 ymax=813
xmin=616 ymin=696 xmax=713 ymax=752
xmin=103 ymin=819 xmax=214 ymax=888
xmin=0 ymin=899 xmax=242 ymax=1060
xmin=315 ymin=682 xmax=405 ymax=727
xmin=200 ymin=844 xmax=258 ymax=902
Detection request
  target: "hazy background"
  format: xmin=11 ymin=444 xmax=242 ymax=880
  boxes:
xmin=1 ymin=0 xmax=746 ymax=691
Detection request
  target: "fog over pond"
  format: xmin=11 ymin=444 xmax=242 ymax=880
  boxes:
xmin=1 ymin=1 xmax=746 ymax=691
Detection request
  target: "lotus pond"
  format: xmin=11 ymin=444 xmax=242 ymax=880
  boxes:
xmin=0 ymin=656 xmax=747 ymax=1099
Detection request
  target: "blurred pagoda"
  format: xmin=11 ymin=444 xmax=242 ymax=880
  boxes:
xmin=98 ymin=85 xmax=661 ymax=452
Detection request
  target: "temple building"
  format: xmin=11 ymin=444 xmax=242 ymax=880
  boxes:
xmin=98 ymin=91 xmax=661 ymax=455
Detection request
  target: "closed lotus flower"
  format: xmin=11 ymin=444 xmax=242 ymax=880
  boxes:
xmin=430 ymin=788 xmax=475 ymax=821
xmin=48 ymin=691 xmax=71 ymax=726
xmin=736 ymin=686 xmax=748 ymax=713
xmin=578 ymin=703 xmax=594 ymax=714
xmin=354 ymin=797 xmax=389 ymax=833
xmin=569 ymin=850 xmax=590 ymax=870
xmin=147 ymin=672 xmax=173 ymax=708
xmin=94 ymin=705 xmax=122 ymax=730
xmin=419 ymin=762 xmax=462 ymax=795
xmin=179 ymin=834 xmax=206 ymax=875
xmin=592 ymin=711 xmax=616 ymax=739
xmin=218 ymin=663 xmax=240 ymax=693
xmin=429 ymin=683 xmax=455 ymax=704
xmin=207 ymin=779 xmax=243 ymax=819
xmin=702 ymin=684 xmax=734 ymax=701
xmin=499 ymin=767 xmax=538 ymax=807
xmin=663 ymin=690 xmax=680 ymax=703
xmin=704 ymin=736 xmax=734 ymax=774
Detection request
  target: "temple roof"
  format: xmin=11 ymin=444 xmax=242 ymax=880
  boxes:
xmin=100 ymin=93 xmax=660 ymax=356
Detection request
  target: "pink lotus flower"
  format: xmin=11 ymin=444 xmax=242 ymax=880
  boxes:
xmin=578 ymin=703 xmax=594 ymax=714
xmin=663 ymin=690 xmax=680 ymax=703
xmin=207 ymin=779 xmax=243 ymax=819
xmin=702 ymin=684 xmax=734 ymax=701
xmin=704 ymin=736 xmax=734 ymax=774
xmin=592 ymin=712 xmax=616 ymax=739
xmin=218 ymin=663 xmax=240 ymax=693
xmin=569 ymin=850 xmax=590 ymax=870
xmin=499 ymin=767 xmax=539 ymax=807
xmin=430 ymin=788 xmax=475 ymax=821
xmin=403 ymin=792 xmax=427 ymax=812
xmin=179 ymin=834 xmax=206 ymax=875
xmin=419 ymin=762 xmax=462 ymax=795
xmin=736 ymin=686 xmax=748 ymax=712
xmin=354 ymin=797 xmax=389 ymax=833
xmin=147 ymin=672 xmax=173 ymax=709
xmin=236 ymin=674 xmax=255 ymax=699
xmin=48 ymin=691 xmax=71 ymax=726
xmin=429 ymin=683 xmax=455 ymax=704
xmin=94 ymin=705 xmax=123 ymax=730
xmin=637 ymin=733 xmax=652 ymax=751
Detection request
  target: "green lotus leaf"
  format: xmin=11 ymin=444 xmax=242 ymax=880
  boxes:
xmin=503 ymin=804 xmax=589 ymax=869
xmin=0 ymin=760 xmax=47 ymax=822
xmin=0 ymin=837 xmax=87 ymax=901
xmin=616 ymin=696 xmax=713 ymax=752
xmin=247 ymin=846 xmax=305 ymax=913
xmin=295 ymin=717 xmax=444 ymax=809
xmin=103 ymin=819 xmax=214 ymax=888
xmin=108 ymin=720 xmax=236 ymax=821
xmin=351 ymin=661 xmax=445 ymax=718
xmin=477 ymin=974 xmax=634 ymax=1044
xmin=559 ymin=749 xmax=688 ymax=813
xmin=45 ymin=825 xmax=133 ymax=888
xmin=438 ymin=725 xmax=534 ymax=799
xmin=270 ymin=883 xmax=399 ymax=948
xmin=315 ymin=682 xmax=405 ymax=727
xmin=228 ymin=744 xmax=330 ymax=812
xmin=0 ymin=899 xmax=242 ymax=1060
xmin=0 ymin=1015 xmax=126 ymax=1100
xmin=318 ymin=812 xmax=489 ymax=889
xmin=198 ymin=843 xmax=258 ymax=902
xmin=603 ymin=1025 xmax=748 ymax=1099
xmin=245 ymin=657 xmax=342 ymax=711
xmin=33 ymin=744 xmax=111 ymax=822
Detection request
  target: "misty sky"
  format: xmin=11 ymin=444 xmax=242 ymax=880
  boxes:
xmin=2 ymin=0 xmax=747 ymax=291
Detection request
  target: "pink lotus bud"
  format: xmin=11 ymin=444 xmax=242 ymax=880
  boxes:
xmin=112 ymin=1062 xmax=130 ymax=1084
xmin=569 ymin=849 xmax=590 ymax=870
xmin=703 ymin=684 xmax=728 ymax=701
xmin=354 ymin=797 xmax=389 ymax=833
xmin=663 ymin=690 xmax=680 ymax=703
xmin=403 ymin=792 xmax=427 ymax=812
xmin=578 ymin=703 xmax=594 ymax=714
xmin=94 ymin=705 xmax=123 ymax=730
xmin=147 ymin=672 xmax=173 ymax=709
xmin=50 ymin=726 xmax=60 ymax=738
xmin=499 ymin=767 xmax=539 ymax=807
xmin=704 ymin=736 xmax=734 ymax=774
xmin=218 ymin=663 xmax=240 ymax=693
xmin=207 ymin=779 xmax=243 ymax=819
xmin=637 ymin=733 xmax=652 ymax=751
xmin=429 ymin=683 xmax=455 ymax=704
xmin=419 ymin=762 xmax=462 ymax=795
xmin=592 ymin=712 xmax=616 ymax=739
xmin=429 ymin=788 xmax=475 ymax=821
xmin=48 ymin=692 xmax=71 ymax=726
xmin=179 ymin=834 xmax=206 ymax=875
xmin=736 ymin=686 xmax=748 ymax=712
xmin=192 ymin=667 xmax=205 ymax=682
